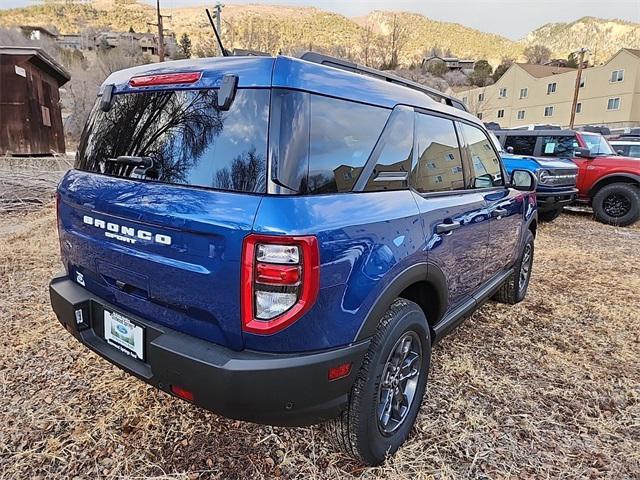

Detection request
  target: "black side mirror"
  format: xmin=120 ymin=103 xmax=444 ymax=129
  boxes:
xmin=510 ymin=169 xmax=537 ymax=192
xmin=574 ymin=147 xmax=592 ymax=158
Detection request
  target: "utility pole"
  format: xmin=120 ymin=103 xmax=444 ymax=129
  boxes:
xmin=215 ymin=2 xmax=224 ymax=36
xmin=569 ymin=47 xmax=590 ymax=129
xmin=148 ymin=0 xmax=171 ymax=62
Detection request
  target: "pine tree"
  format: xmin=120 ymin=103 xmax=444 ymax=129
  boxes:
xmin=178 ymin=33 xmax=192 ymax=58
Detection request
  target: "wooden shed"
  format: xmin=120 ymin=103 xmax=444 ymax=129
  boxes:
xmin=0 ymin=46 xmax=70 ymax=156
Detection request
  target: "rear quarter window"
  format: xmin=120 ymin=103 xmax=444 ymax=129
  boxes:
xmin=504 ymin=135 xmax=536 ymax=156
xmin=76 ymin=88 xmax=270 ymax=193
xmin=270 ymin=90 xmax=390 ymax=194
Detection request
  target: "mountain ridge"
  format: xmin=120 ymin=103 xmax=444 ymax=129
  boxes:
xmin=0 ymin=1 xmax=638 ymax=66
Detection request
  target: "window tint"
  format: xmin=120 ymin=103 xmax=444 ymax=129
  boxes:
xmin=77 ymin=89 xmax=269 ymax=193
xmin=459 ymin=123 xmax=503 ymax=188
xmin=628 ymin=145 xmax=640 ymax=157
xmin=540 ymin=135 xmax=577 ymax=157
xmin=308 ymin=95 xmax=388 ymax=193
xmin=363 ymin=107 xmax=414 ymax=192
xmin=270 ymin=90 xmax=389 ymax=194
xmin=412 ymin=114 xmax=464 ymax=193
xmin=504 ymin=135 xmax=535 ymax=156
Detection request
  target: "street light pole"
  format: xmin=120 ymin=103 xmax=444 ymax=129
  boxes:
xmin=569 ymin=48 xmax=590 ymax=129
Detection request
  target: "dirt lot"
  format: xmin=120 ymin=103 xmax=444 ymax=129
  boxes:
xmin=1 ymin=206 xmax=638 ymax=480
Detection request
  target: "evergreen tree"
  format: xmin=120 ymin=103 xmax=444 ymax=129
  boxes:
xmin=178 ymin=33 xmax=192 ymax=58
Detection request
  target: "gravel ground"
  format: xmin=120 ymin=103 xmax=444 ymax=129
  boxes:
xmin=0 ymin=206 xmax=639 ymax=479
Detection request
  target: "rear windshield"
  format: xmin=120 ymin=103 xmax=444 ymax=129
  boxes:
xmin=76 ymin=88 xmax=269 ymax=193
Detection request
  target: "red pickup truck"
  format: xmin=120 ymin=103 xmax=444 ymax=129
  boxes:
xmin=495 ymin=129 xmax=640 ymax=226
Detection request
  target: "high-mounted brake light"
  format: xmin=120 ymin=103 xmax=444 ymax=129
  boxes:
xmin=128 ymin=72 xmax=202 ymax=87
xmin=241 ymin=234 xmax=320 ymax=335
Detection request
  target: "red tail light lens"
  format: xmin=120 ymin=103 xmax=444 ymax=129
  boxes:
xmin=241 ymin=234 xmax=320 ymax=335
xmin=129 ymin=72 xmax=202 ymax=87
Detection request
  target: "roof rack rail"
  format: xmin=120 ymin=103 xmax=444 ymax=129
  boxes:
xmin=300 ymin=52 xmax=468 ymax=112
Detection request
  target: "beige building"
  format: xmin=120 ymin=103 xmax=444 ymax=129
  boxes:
xmin=452 ymin=48 xmax=640 ymax=132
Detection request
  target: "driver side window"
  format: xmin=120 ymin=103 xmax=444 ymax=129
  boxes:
xmin=458 ymin=123 xmax=504 ymax=188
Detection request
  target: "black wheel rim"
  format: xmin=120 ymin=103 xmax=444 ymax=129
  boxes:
xmin=603 ymin=193 xmax=631 ymax=218
xmin=377 ymin=331 xmax=422 ymax=436
xmin=519 ymin=243 xmax=533 ymax=292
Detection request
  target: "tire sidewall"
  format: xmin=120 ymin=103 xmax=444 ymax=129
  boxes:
xmin=356 ymin=303 xmax=431 ymax=464
xmin=593 ymin=184 xmax=640 ymax=227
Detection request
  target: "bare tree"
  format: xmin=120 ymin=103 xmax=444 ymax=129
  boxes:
xmin=385 ymin=14 xmax=410 ymax=69
xmin=96 ymin=44 xmax=151 ymax=77
xmin=523 ymin=44 xmax=552 ymax=64
xmin=359 ymin=24 xmax=375 ymax=67
xmin=443 ymin=70 xmax=469 ymax=87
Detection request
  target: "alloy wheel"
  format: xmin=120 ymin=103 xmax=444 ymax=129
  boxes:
xmin=603 ymin=193 xmax=632 ymax=218
xmin=377 ymin=331 xmax=422 ymax=436
xmin=519 ymin=243 xmax=533 ymax=292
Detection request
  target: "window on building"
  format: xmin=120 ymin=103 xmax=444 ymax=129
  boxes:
xmin=544 ymin=106 xmax=554 ymax=117
xmin=579 ymin=76 xmax=586 ymax=88
xmin=547 ymin=82 xmax=557 ymax=94
xmin=497 ymin=109 xmax=505 ymax=118
xmin=478 ymin=93 xmax=485 ymax=102
xmin=499 ymin=88 xmax=507 ymax=98
xmin=517 ymin=110 xmax=525 ymax=120
xmin=610 ymin=70 xmax=624 ymax=82
xmin=519 ymin=88 xmax=528 ymax=99
xmin=607 ymin=98 xmax=620 ymax=110
xmin=411 ymin=113 xmax=464 ymax=193
xmin=462 ymin=96 xmax=468 ymax=104
xmin=576 ymin=102 xmax=582 ymax=113
xmin=504 ymin=135 xmax=536 ymax=156
xmin=362 ymin=107 xmax=413 ymax=192
xmin=458 ymin=123 xmax=503 ymax=189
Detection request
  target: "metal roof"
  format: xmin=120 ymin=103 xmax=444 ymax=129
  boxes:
xmin=0 ymin=46 xmax=70 ymax=86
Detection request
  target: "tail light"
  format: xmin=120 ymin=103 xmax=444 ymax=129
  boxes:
xmin=241 ymin=234 xmax=320 ymax=335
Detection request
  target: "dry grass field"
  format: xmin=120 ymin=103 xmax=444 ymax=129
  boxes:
xmin=1 ymin=205 xmax=638 ymax=479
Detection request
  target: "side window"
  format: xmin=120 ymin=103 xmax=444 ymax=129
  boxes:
xmin=412 ymin=113 xmax=464 ymax=193
xmin=628 ymin=145 xmax=640 ymax=157
xmin=539 ymin=135 xmax=577 ymax=157
xmin=504 ymin=135 xmax=536 ymax=155
xmin=459 ymin=123 xmax=504 ymax=189
xmin=363 ymin=107 xmax=414 ymax=192
xmin=307 ymin=95 xmax=390 ymax=193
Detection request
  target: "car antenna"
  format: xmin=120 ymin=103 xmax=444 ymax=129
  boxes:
xmin=205 ymin=8 xmax=229 ymax=57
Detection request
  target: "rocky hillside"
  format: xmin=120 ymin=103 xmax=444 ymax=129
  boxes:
xmin=526 ymin=16 xmax=640 ymax=61
xmin=0 ymin=1 xmax=638 ymax=65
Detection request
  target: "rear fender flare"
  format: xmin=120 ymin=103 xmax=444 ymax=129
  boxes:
xmin=354 ymin=262 xmax=448 ymax=342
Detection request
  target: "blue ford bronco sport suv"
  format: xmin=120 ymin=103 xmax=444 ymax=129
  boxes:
xmin=50 ymin=53 xmax=537 ymax=465
xmin=488 ymin=132 xmax=578 ymax=222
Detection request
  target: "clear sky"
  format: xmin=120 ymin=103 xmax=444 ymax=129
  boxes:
xmin=2 ymin=0 xmax=639 ymax=40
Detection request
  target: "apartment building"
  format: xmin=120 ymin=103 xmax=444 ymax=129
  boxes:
xmin=452 ymin=48 xmax=640 ymax=132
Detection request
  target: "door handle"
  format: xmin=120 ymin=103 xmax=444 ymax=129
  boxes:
xmin=436 ymin=221 xmax=461 ymax=234
xmin=492 ymin=208 xmax=508 ymax=218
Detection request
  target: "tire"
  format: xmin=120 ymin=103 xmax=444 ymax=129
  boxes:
xmin=493 ymin=229 xmax=534 ymax=305
xmin=538 ymin=207 xmax=563 ymax=222
xmin=326 ymin=299 xmax=431 ymax=466
xmin=592 ymin=183 xmax=640 ymax=227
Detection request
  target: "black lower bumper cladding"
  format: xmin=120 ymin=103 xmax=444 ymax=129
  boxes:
xmin=49 ymin=273 xmax=368 ymax=426
xmin=536 ymin=188 xmax=579 ymax=212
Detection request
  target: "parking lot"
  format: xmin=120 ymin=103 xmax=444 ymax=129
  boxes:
xmin=1 ymin=206 xmax=638 ymax=479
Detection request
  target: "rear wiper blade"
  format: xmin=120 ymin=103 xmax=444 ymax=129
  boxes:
xmin=106 ymin=156 xmax=153 ymax=166
xmin=105 ymin=156 xmax=156 ymax=178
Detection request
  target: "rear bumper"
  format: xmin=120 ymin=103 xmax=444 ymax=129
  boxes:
xmin=49 ymin=273 xmax=368 ymax=426
xmin=536 ymin=188 xmax=578 ymax=212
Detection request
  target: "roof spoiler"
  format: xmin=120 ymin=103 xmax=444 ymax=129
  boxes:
xmin=300 ymin=52 xmax=468 ymax=113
